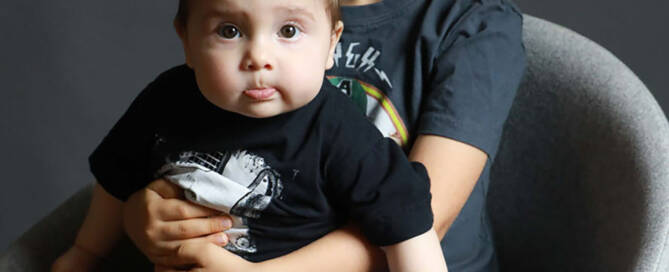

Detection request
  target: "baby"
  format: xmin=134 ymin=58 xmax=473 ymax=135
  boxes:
xmin=53 ymin=0 xmax=447 ymax=271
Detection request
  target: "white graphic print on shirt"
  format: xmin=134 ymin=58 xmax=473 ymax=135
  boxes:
xmin=157 ymin=150 xmax=283 ymax=255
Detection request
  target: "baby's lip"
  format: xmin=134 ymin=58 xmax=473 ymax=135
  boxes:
xmin=243 ymin=87 xmax=277 ymax=101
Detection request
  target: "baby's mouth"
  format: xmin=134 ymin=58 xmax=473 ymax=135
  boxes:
xmin=243 ymin=87 xmax=276 ymax=101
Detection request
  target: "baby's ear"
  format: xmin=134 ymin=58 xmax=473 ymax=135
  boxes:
xmin=326 ymin=21 xmax=344 ymax=69
xmin=174 ymin=19 xmax=187 ymax=42
xmin=174 ymin=20 xmax=193 ymax=68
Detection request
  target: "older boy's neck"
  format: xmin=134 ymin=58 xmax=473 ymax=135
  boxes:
xmin=341 ymin=0 xmax=382 ymax=6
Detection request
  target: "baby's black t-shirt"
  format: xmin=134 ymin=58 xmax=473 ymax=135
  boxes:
xmin=90 ymin=65 xmax=433 ymax=261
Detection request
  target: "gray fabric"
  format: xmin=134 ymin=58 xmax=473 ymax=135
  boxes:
xmin=0 ymin=184 xmax=93 ymax=271
xmin=0 ymin=184 xmax=151 ymax=271
xmin=487 ymin=15 xmax=669 ymax=272
xmin=2 ymin=14 xmax=668 ymax=272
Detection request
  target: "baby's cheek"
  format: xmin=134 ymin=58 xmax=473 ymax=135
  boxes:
xmin=288 ymin=65 xmax=325 ymax=105
xmin=212 ymin=67 xmax=244 ymax=93
xmin=196 ymin=68 xmax=243 ymax=109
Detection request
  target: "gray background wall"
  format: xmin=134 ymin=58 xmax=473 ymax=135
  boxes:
xmin=1 ymin=0 xmax=667 ymax=252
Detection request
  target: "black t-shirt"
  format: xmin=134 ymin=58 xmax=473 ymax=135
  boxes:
xmin=326 ymin=0 xmax=525 ymax=271
xmin=90 ymin=66 xmax=433 ymax=262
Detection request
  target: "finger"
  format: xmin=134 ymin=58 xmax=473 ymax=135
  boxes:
xmin=147 ymin=178 xmax=185 ymax=199
xmin=151 ymin=232 xmax=229 ymax=267
xmin=159 ymin=217 xmax=232 ymax=240
xmin=157 ymin=199 xmax=226 ymax=221
xmin=131 ymin=219 xmax=230 ymax=264
xmin=202 ymin=231 xmax=230 ymax=247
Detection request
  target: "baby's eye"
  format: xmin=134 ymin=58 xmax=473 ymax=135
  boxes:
xmin=218 ymin=24 xmax=241 ymax=39
xmin=278 ymin=25 xmax=300 ymax=39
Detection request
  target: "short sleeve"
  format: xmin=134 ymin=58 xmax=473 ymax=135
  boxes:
xmin=417 ymin=1 xmax=526 ymax=159
xmin=327 ymin=137 xmax=434 ymax=247
xmin=89 ymin=79 xmax=159 ymax=201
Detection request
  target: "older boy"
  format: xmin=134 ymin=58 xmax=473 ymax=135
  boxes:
xmin=53 ymin=0 xmax=447 ymax=271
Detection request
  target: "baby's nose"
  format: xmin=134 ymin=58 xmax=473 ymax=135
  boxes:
xmin=242 ymin=40 xmax=273 ymax=71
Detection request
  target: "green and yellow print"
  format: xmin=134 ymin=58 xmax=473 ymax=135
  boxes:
xmin=327 ymin=76 xmax=408 ymax=147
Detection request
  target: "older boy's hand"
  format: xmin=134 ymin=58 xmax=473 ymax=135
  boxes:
xmin=122 ymin=178 xmax=233 ymax=267
xmin=154 ymin=242 xmax=262 ymax=272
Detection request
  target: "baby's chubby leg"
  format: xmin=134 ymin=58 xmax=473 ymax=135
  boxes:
xmin=382 ymin=227 xmax=448 ymax=272
xmin=52 ymin=183 xmax=124 ymax=272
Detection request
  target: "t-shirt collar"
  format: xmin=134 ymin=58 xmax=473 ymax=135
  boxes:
xmin=340 ymin=0 xmax=415 ymax=27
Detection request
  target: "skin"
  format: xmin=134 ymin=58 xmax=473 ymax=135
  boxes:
xmin=52 ymin=184 xmax=124 ymax=271
xmin=179 ymin=0 xmax=341 ymax=118
xmin=123 ymin=0 xmax=489 ymax=271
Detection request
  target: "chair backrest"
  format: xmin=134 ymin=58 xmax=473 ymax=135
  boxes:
xmin=487 ymin=15 xmax=669 ymax=272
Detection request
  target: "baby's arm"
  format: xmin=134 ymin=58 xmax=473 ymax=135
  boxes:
xmin=52 ymin=183 xmax=124 ymax=272
xmin=382 ymin=227 xmax=448 ymax=272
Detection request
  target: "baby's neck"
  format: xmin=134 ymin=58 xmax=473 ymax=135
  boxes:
xmin=341 ymin=0 xmax=382 ymax=6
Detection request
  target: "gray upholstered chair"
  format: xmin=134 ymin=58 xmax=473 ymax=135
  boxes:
xmin=1 ymin=15 xmax=668 ymax=272
xmin=0 ymin=183 xmax=151 ymax=271
xmin=487 ymin=15 xmax=669 ymax=272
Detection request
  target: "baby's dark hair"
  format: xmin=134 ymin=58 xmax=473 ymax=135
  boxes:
xmin=175 ymin=0 xmax=341 ymax=29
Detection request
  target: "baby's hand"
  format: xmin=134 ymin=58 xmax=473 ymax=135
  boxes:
xmin=51 ymin=245 xmax=101 ymax=272
xmin=154 ymin=242 xmax=262 ymax=272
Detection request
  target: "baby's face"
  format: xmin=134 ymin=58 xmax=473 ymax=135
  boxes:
xmin=178 ymin=0 xmax=341 ymax=118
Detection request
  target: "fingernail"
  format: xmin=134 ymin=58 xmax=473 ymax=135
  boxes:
xmin=217 ymin=233 xmax=228 ymax=245
xmin=222 ymin=219 xmax=232 ymax=228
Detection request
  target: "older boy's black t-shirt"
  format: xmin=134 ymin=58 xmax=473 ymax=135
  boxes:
xmin=326 ymin=0 xmax=526 ymax=271
xmin=90 ymin=66 xmax=433 ymax=261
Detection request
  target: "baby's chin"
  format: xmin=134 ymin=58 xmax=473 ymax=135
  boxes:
xmin=233 ymin=103 xmax=300 ymax=119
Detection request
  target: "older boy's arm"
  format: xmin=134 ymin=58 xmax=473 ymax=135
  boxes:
xmin=254 ymin=134 xmax=485 ymax=272
xmin=257 ymin=223 xmax=387 ymax=272
xmin=409 ymin=135 xmax=487 ymax=238
xmin=52 ymin=183 xmax=124 ymax=271
xmin=382 ymin=228 xmax=448 ymax=272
